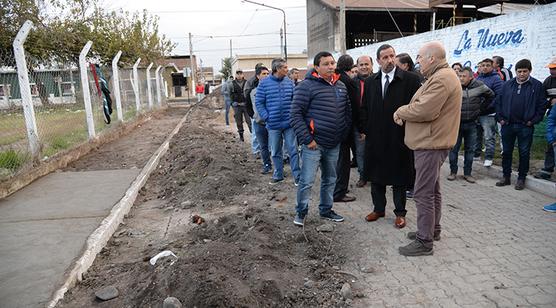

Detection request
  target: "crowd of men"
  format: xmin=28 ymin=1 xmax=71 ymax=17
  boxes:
xmin=221 ymin=41 xmax=556 ymax=256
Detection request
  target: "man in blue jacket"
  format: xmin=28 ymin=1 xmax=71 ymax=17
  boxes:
xmin=495 ymin=59 xmax=546 ymax=190
xmin=290 ymin=51 xmax=352 ymax=226
xmin=476 ymin=58 xmax=503 ymax=167
xmin=255 ymin=58 xmax=300 ymax=185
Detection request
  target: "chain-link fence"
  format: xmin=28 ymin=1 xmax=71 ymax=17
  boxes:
xmin=0 ymin=26 xmax=167 ymax=180
xmin=0 ymin=50 xmax=31 ymax=178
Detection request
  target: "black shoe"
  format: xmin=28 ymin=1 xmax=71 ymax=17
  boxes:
xmin=495 ymin=177 xmax=511 ymax=187
xmin=534 ymin=171 xmax=551 ymax=180
xmin=407 ymin=231 xmax=440 ymax=241
xmin=399 ymin=240 xmax=433 ymax=256
xmin=239 ymin=133 xmax=244 ymax=142
xmin=406 ymin=190 xmax=414 ymax=199
xmin=269 ymin=178 xmax=284 ymax=185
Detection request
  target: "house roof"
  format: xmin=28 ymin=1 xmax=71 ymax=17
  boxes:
xmin=320 ymin=0 xmax=432 ymax=12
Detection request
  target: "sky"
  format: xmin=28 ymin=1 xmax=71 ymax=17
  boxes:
xmin=106 ymin=0 xmax=308 ymax=71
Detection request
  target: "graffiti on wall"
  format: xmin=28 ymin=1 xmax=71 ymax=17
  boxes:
xmin=453 ymin=28 xmax=526 ymax=57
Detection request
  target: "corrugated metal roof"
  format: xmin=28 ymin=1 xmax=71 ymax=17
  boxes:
xmin=320 ymin=0 xmax=432 ymax=11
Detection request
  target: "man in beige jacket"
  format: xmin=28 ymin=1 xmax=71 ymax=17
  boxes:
xmin=393 ymin=41 xmax=462 ymax=256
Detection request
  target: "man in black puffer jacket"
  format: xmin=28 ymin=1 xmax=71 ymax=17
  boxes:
xmin=448 ymin=67 xmax=494 ymax=183
xmin=290 ymin=51 xmax=352 ymax=226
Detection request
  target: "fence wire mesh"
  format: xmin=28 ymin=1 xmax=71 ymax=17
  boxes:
xmin=0 ymin=50 xmax=31 ymax=178
xmin=1 ymin=47 xmax=166 ymax=180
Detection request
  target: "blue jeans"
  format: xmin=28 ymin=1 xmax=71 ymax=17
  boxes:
xmin=449 ymin=121 xmax=477 ymax=176
xmin=253 ymin=121 xmax=271 ymax=169
xmin=353 ymin=127 xmax=365 ymax=179
xmin=296 ymin=144 xmax=340 ymax=217
xmin=478 ymin=116 xmax=497 ymax=160
xmin=501 ymin=123 xmax=534 ymax=180
xmin=268 ymin=127 xmax=300 ymax=181
xmin=251 ymin=119 xmax=260 ymax=154
xmin=224 ymin=98 xmax=231 ymax=125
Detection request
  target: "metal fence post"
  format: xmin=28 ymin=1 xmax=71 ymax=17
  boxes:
xmin=12 ymin=20 xmax=40 ymax=156
xmin=155 ymin=65 xmax=162 ymax=107
xmin=146 ymin=62 xmax=153 ymax=110
xmin=79 ymin=41 xmax=95 ymax=139
xmin=111 ymin=51 xmax=123 ymax=121
xmin=132 ymin=58 xmax=141 ymax=113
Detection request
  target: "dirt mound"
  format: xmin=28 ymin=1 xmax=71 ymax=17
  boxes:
xmin=59 ymin=95 xmax=357 ymax=308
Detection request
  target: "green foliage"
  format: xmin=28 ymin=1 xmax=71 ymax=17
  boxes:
xmin=220 ymin=57 xmax=232 ymax=81
xmin=0 ymin=0 xmax=175 ymax=66
xmin=0 ymin=149 xmax=27 ymax=171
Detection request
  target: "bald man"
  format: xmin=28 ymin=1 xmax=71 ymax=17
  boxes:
xmin=393 ymin=42 xmax=462 ymax=256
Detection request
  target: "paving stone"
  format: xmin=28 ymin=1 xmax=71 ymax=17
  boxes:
xmin=326 ymin=164 xmax=556 ymax=307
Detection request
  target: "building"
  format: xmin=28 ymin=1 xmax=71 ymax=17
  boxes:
xmin=306 ymin=0 xmax=548 ymax=60
xmin=231 ymin=53 xmax=308 ymax=79
xmin=160 ymin=55 xmax=198 ymax=98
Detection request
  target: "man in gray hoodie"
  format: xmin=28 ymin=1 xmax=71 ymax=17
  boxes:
xmin=448 ymin=67 xmax=494 ymax=183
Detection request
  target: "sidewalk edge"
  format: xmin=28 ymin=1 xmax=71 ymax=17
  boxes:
xmin=46 ymin=105 xmax=194 ymax=308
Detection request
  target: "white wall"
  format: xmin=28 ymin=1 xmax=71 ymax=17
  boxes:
xmin=344 ymin=3 xmax=556 ymax=81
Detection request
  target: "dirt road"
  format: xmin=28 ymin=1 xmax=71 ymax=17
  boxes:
xmin=59 ymin=95 xmax=359 ymax=307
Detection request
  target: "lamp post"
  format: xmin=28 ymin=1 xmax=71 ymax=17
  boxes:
xmin=243 ymin=0 xmax=287 ymax=61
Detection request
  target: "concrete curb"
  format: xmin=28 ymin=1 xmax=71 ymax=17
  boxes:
xmin=46 ymin=104 xmax=197 ymax=308
xmin=448 ymin=156 xmax=556 ymax=198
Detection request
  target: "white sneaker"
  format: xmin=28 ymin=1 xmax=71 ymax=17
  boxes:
xmin=483 ymin=159 xmax=493 ymax=167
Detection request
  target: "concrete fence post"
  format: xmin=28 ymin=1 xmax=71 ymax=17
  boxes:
xmin=132 ymin=58 xmax=141 ymax=113
xmin=146 ymin=62 xmax=153 ymax=110
xmin=79 ymin=41 xmax=95 ymax=139
xmin=13 ymin=20 xmax=40 ymax=156
xmin=155 ymin=65 xmax=162 ymax=107
xmin=111 ymin=51 xmax=123 ymax=121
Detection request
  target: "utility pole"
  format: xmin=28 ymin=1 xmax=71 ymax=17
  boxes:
xmin=280 ymin=28 xmax=284 ymax=58
xmin=339 ymin=0 xmax=346 ymax=54
xmin=243 ymin=0 xmax=287 ymax=61
xmin=189 ymin=32 xmax=195 ymax=97
xmin=229 ymin=39 xmax=232 ymax=59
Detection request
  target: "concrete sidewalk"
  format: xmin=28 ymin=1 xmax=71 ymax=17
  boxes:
xmin=0 ymin=169 xmax=139 ymax=308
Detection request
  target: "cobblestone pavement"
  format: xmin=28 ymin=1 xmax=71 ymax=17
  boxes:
xmin=326 ymin=165 xmax=556 ymax=308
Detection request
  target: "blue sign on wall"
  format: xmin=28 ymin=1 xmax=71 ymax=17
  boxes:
xmin=453 ymin=28 xmax=525 ymax=57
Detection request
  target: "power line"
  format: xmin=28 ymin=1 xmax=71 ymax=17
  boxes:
xmin=150 ymin=6 xmax=304 ymax=14
xmin=175 ymin=45 xmax=305 ymax=53
xmin=170 ymin=32 xmax=306 ymax=40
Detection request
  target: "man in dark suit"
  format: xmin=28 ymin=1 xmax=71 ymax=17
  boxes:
xmin=359 ymin=44 xmax=422 ymax=229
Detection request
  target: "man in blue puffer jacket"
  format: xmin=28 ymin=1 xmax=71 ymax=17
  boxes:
xmin=290 ymin=51 xmax=352 ymax=226
xmin=476 ymin=58 xmax=504 ymax=167
xmin=255 ymin=58 xmax=300 ymax=185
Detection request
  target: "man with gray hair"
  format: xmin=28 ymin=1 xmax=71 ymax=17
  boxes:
xmin=255 ymin=58 xmax=300 ymax=185
xmin=394 ymin=41 xmax=462 ymax=256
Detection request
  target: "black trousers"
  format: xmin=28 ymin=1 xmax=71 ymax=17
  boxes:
xmin=370 ymin=183 xmax=407 ymax=217
xmin=333 ymin=141 xmax=351 ymax=200
xmin=233 ymin=104 xmax=252 ymax=134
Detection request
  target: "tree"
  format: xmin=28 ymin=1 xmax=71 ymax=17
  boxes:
xmin=0 ymin=0 xmax=175 ymax=67
xmin=219 ymin=57 xmax=232 ymax=81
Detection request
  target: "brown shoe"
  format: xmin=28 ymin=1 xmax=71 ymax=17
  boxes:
xmin=447 ymin=173 xmax=456 ymax=181
xmin=356 ymin=179 xmax=367 ymax=187
xmin=334 ymin=194 xmax=356 ymax=202
xmin=395 ymin=216 xmax=406 ymax=228
xmin=515 ymin=179 xmax=525 ymax=190
xmin=463 ymin=175 xmax=476 ymax=183
xmin=365 ymin=212 xmax=385 ymax=222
